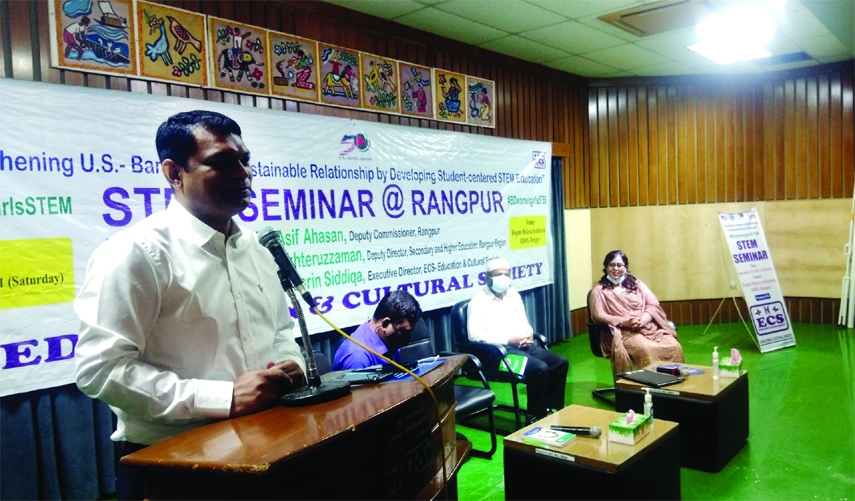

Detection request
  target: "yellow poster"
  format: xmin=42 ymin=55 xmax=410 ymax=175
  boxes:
xmin=0 ymin=238 xmax=75 ymax=310
xmin=508 ymin=216 xmax=548 ymax=250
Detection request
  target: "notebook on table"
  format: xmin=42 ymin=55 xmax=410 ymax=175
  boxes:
xmin=618 ymin=369 xmax=685 ymax=387
xmin=323 ymin=360 xmax=423 ymax=385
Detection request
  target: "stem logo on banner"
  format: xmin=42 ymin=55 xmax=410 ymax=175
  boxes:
xmin=0 ymin=78 xmax=553 ymax=396
xmin=718 ymin=209 xmax=796 ymax=353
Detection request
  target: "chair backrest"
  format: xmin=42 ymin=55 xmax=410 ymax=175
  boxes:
xmin=458 ymin=353 xmax=491 ymax=389
xmin=450 ymin=300 xmax=471 ymax=349
xmin=399 ymin=318 xmax=435 ymax=363
xmin=587 ymin=289 xmax=606 ymax=359
xmin=305 ymin=351 xmax=333 ymax=375
xmin=586 ymin=289 xmax=678 ymax=360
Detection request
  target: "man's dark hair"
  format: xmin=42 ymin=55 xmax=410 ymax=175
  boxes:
xmin=373 ymin=290 xmax=422 ymax=326
xmin=155 ymin=110 xmax=242 ymax=169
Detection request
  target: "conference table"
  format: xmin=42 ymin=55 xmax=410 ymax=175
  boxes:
xmin=503 ymin=404 xmax=681 ymax=500
xmin=121 ymin=355 xmax=468 ymax=500
xmin=615 ymin=363 xmax=749 ymax=472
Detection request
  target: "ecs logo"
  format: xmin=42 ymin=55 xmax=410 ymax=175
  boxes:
xmin=339 ymin=134 xmax=371 ymax=156
xmin=532 ymin=151 xmax=546 ymax=169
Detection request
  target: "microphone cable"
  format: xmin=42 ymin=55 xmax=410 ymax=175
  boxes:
xmin=312 ymin=306 xmax=450 ymax=499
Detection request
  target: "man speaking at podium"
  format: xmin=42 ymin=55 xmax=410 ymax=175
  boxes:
xmin=73 ymin=111 xmax=306 ymax=500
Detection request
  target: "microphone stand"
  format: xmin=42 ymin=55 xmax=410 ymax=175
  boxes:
xmin=278 ymin=270 xmax=351 ymax=406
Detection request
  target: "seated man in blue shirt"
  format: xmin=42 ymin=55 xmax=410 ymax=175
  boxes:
xmin=333 ymin=290 xmax=422 ymax=370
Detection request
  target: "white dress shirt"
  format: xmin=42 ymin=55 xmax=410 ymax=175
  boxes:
xmin=74 ymin=202 xmax=303 ymax=445
xmin=467 ymin=286 xmax=532 ymax=345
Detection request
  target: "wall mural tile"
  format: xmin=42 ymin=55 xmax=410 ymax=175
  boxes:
xmin=208 ymin=16 xmax=269 ymax=95
xmin=318 ymin=43 xmax=361 ymax=109
xmin=136 ymin=1 xmax=207 ymax=86
xmin=267 ymin=32 xmax=319 ymax=102
xmin=399 ymin=62 xmax=434 ymax=120
xmin=360 ymin=53 xmax=400 ymax=114
xmin=49 ymin=0 xmax=137 ymax=76
xmin=434 ymin=69 xmax=467 ymax=124
xmin=466 ymin=75 xmax=495 ymax=128
xmin=45 ymin=1 xmax=493 ymax=126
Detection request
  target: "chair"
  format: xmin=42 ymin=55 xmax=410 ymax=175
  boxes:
xmin=449 ymin=354 xmax=497 ymax=458
xmin=303 ymin=351 xmax=332 ymax=375
xmin=587 ymin=289 xmax=679 ymax=405
xmin=449 ymin=299 xmax=548 ymax=431
xmin=586 ymin=290 xmax=617 ymax=404
xmin=400 ymin=320 xmax=498 ymax=458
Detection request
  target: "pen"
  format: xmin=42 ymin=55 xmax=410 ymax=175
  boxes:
xmin=350 ymin=365 xmax=386 ymax=373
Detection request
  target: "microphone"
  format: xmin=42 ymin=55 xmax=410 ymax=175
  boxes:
xmin=550 ymin=425 xmax=602 ymax=438
xmin=257 ymin=226 xmax=350 ymax=406
xmin=656 ymin=365 xmax=690 ymax=377
xmin=258 ymin=227 xmax=314 ymax=308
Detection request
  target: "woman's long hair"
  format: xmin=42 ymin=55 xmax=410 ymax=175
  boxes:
xmin=599 ymin=250 xmax=638 ymax=291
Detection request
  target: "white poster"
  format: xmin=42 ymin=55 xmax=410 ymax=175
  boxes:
xmin=0 ymin=78 xmax=552 ymax=396
xmin=718 ymin=209 xmax=796 ymax=353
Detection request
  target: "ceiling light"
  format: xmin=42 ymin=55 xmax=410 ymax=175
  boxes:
xmin=688 ymin=3 xmax=777 ymax=64
xmin=688 ymin=43 xmax=771 ymax=64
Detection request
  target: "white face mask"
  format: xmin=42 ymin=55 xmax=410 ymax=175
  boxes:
xmin=490 ymin=275 xmax=510 ymax=293
xmin=606 ymin=274 xmax=625 ymax=285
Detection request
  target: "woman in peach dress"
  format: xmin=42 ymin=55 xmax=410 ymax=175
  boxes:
xmin=590 ymin=250 xmax=684 ymax=374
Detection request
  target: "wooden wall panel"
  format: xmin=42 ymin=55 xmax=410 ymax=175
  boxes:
xmin=571 ymin=296 xmax=842 ymax=335
xmin=0 ymin=1 xmax=8 ymax=78
xmin=583 ymin=64 xmax=854 ymax=209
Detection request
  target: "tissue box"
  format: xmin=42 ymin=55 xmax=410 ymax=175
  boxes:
xmin=720 ymin=359 xmax=742 ymax=378
xmin=608 ymin=412 xmax=651 ymax=445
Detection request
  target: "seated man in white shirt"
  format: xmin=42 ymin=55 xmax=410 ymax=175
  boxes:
xmin=467 ymin=258 xmax=568 ymax=422
xmin=74 ymin=110 xmax=306 ymax=500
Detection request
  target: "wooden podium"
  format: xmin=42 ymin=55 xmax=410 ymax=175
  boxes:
xmin=121 ymin=355 xmax=468 ymax=500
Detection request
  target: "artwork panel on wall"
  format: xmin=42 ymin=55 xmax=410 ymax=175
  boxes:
xmin=208 ymin=16 xmax=269 ymax=96
xmin=136 ymin=1 xmax=207 ymax=87
xmin=466 ymin=76 xmax=495 ymax=128
xmin=399 ymin=62 xmax=434 ymax=119
xmin=48 ymin=0 xmax=137 ymax=76
xmin=267 ymin=32 xmax=320 ymax=102
xmin=434 ymin=69 xmax=467 ymax=124
xmin=318 ymin=43 xmax=362 ymax=109
xmin=46 ymin=2 xmax=496 ymax=127
xmin=360 ymin=53 xmax=400 ymax=114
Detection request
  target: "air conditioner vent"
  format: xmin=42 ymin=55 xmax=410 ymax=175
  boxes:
xmin=599 ymin=0 xmax=722 ymax=37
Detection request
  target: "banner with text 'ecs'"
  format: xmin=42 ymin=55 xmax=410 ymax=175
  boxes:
xmin=0 ymin=79 xmax=552 ymax=396
xmin=718 ymin=209 xmax=796 ymax=353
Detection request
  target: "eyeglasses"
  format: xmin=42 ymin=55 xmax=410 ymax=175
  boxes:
xmin=607 ymin=263 xmax=626 ymax=269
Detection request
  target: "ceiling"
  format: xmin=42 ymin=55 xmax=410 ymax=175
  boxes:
xmin=323 ymin=0 xmax=854 ymax=77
